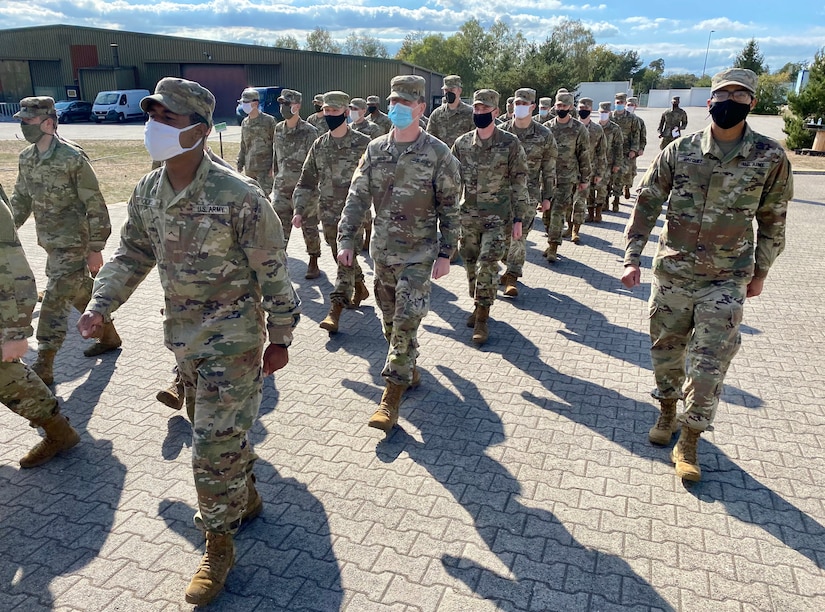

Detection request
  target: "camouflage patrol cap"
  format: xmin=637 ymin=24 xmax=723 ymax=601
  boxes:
xmin=140 ymin=77 xmax=215 ymax=125
xmin=349 ymin=97 xmax=368 ymax=110
xmin=557 ymin=88 xmax=569 ymax=94
xmin=442 ymin=75 xmax=462 ymax=89
xmin=313 ymin=94 xmax=324 ymax=105
xmin=712 ymin=67 xmax=757 ymax=94
xmin=473 ymin=89 xmax=500 ymax=108
xmin=239 ymin=88 xmax=259 ymax=103
xmin=388 ymin=75 xmax=426 ymax=102
xmin=323 ymin=91 xmax=350 ymax=109
xmin=615 ymin=92 xmax=627 ymax=102
xmin=672 ymin=96 xmax=680 ymax=102
xmin=14 ymin=96 xmax=56 ymax=119
xmin=578 ymin=97 xmax=594 ymax=108
xmin=555 ymin=92 xmax=574 ymax=106
xmin=366 ymin=95 xmax=381 ymax=105
xmin=514 ymin=88 xmax=536 ymax=104
xmin=598 ymin=101 xmax=612 ymax=112
xmin=627 ymin=96 xmax=639 ymax=105
xmin=539 ymin=97 xmax=553 ymax=108
xmin=278 ymin=89 xmax=302 ymax=104
xmin=506 ymin=96 xmax=515 ymax=107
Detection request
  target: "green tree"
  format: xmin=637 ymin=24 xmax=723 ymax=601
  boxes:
xmin=305 ymin=28 xmax=341 ymax=54
xmin=735 ymin=39 xmax=767 ymax=75
xmin=272 ymin=35 xmax=299 ymax=50
xmin=661 ymin=73 xmax=698 ymax=89
xmin=775 ymin=61 xmax=804 ymax=82
xmin=632 ymin=59 xmax=665 ymax=94
xmin=590 ymin=46 xmax=643 ymax=81
xmin=754 ymin=72 xmax=791 ymax=115
xmin=784 ymin=48 xmax=825 ymax=148
xmin=343 ymin=33 xmax=388 ymax=58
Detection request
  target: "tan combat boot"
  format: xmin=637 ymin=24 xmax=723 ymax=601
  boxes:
xmin=348 ymin=281 xmax=370 ymax=309
xmin=19 ymin=413 xmax=80 ymax=468
xmin=586 ymin=208 xmax=595 ymax=223
xmin=185 ymin=532 xmax=235 ymax=606
xmin=368 ymin=382 xmax=406 ymax=432
xmin=31 ymin=349 xmax=57 ymax=386
xmin=500 ymin=273 xmax=519 ymax=297
xmin=624 ymin=185 xmax=631 ymax=199
xmin=156 ymin=376 xmax=184 ymax=410
xmin=472 ymin=306 xmax=489 ymax=345
xmin=571 ymin=224 xmax=581 ymax=244
xmin=671 ymin=426 xmax=702 ymax=481
xmin=305 ymin=255 xmax=320 ymax=279
xmin=594 ymin=205 xmax=603 ymax=222
xmin=648 ymin=398 xmax=678 ymax=445
xmin=320 ymin=303 xmax=345 ymax=333
xmin=84 ymin=321 xmax=122 ymax=357
xmin=562 ymin=224 xmax=573 ymax=238
xmin=361 ymin=220 xmax=372 ymax=251
xmin=543 ymin=243 xmax=558 ymax=263
xmin=612 ymin=195 xmax=620 ymax=212
xmin=466 ymin=306 xmax=478 ymax=328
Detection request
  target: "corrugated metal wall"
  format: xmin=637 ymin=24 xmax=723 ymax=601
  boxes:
xmin=245 ymin=64 xmax=281 ymax=88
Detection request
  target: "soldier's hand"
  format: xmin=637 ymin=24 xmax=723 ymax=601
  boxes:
xmin=628 ymin=151 xmax=637 ymax=159
xmin=431 ymin=257 xmax=450 ymax=280
xmin=292 ymin=214 xmax=303 ymax=228
xmin=512 ymin=221 xmax=523 ymax=241
xmin=540 ymin=199 xmax=551 ymax=212
xmin=621 ymin=265 xmax=641 ymax=289
xmin=263 ymin=344 xmax=289 ymax=376
xmin=612 ymin=166 xmax=620 ymax=173
xmin=78 ymin=311 xmax=104 ymax=339
xmin=337 ymin=249 xmax=354 ymax=267
xmin=2 ymin=339 xmax=30 ymax=362
xmin=746 ymin=277 xmax=765 ymax=298
xmin=578 ymin=182 xmax=588 ymax=192
xmin=87 ymin=251 xmax=104 ymax=277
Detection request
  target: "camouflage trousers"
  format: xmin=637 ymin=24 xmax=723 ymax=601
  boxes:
xmin=619 ymin=150 xmax=634 ymax=189
xmin=543 ymin=183 xmax=577 ymax=245
xmin=504 ymin=213 xmax=535 ymax=277
xmin=649 ymin=273 xmax=745 ymax=432
xmin=660 ymin=135 xmax=675 ymax=150
xmin=599 ymin=168 xmax=621 ymax=204
xmin=572 ymin=183 xmax=593 ymax=221
xmin=178 ymin=346 xmax=262 ymax=534
xmin=38 ymin=248 xmax=94 ymax=351
xmin=272 ymin=193 xmax=321 ymax=257
xmin=322 ymin=224 xmax=365 ymax=306
xmin=246 ymin=170 xmax=273 ymax=198
xmin=0 ymin=360 xmax=59 ymax=424
xmin=373 ymin=261 xmax=432 ymax=387
xmin=461 ymin=221 xmax=507 ymax=307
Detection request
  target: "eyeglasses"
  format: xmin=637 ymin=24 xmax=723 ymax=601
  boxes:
xmin=712 ymin=90 xmax=753 ymax=103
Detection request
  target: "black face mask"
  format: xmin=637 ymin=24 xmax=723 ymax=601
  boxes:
xmin=709 ymin=99 xmax=750 ymax=130
xmin=445 ymin=91 xmax=457 ymax=104
xmin=367 ymin=105 xmax=377 ymax=114
xmin=324 ymin=114 xmax=347 ymax=131
xmin=473 ymin=112 xmax=494 ymax=129
xmin=556 ymin=109 xmax=570 ymax=119
xmin=315 ymin=104 xmax=322 ymax=112
xmin=578 ymin=109 xmax=591 ymax=120
xmin=280 ymin=103 xmax=294 ymax=120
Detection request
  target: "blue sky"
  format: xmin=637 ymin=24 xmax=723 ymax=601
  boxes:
xmin=2 ymin=1 xmax=823 ymax=76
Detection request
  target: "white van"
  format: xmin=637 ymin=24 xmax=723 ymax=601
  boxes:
xmin=92 ymin=89 xmax=150 ymax=123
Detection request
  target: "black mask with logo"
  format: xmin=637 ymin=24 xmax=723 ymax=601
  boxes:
xmin=473 ymin=112 xmax=494 ymax=129
xmin=709 ymin=99 xmax=750 ymax=130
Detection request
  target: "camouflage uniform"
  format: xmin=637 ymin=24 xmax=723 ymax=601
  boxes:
xmin=658 ymin=101 xmax=689 ymax=149
xmin=575 ymin=103 xmax=607 ymax=221
xmin=11 ymin=106 xmax=111 ymax=354
xmin=597 ymin=102 xmax=623 ymax=209
xmin=338 ymin=85 xmax=460 ymax=387
xmin=272 ymin=90 xmax=320 ymax=256
xmin=426 ymin=86 xmax=475 ymax=148
xmin=627 ymin=97 xmax=646 ymax=189
xmin=610 ymin=94 xmax=641 ymax=193
xmin=500 ymin=93 xmax=557 ymax=278
xmin=294 ymin=98 xmax=371 ymax=306
xmin=366 ymin=95 xmax=393 ymax=134
xmin=307 ymin=94 xmax=327 ymax=132
xmin=237 ymin=111 xmax=276 ymax=196
xmin=625 ymin=123 xmax=792 ymax=432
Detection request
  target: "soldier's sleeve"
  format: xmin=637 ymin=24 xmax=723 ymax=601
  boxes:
xmin=639 ymin=120 xmax=647 ymax=150
xmin=629 ymin=118 xmax=641 ymax=152
xmin=292 ymin=142 xmax=320 ymax=219
xmin=595 ymin=130 xmax=607 ymax=179
xmin=541 ymin=133 xmax=558 ymax=202
xmin=75 ymin=156 xmax=111 ymax=252
xmin=577 ymin=128 xmax=592 ymax=184
xmin=753 ymin=153 xmax=793 ymax=278
xmin=338 ymin=149 xmax=373 ymax=253
xmin=509 ymin=142 xmax=530 ymax=222
xmin=0 ymin=201 xmax=37 ymax=343
xmin=434 ymin=149 xmax=461 ymax=259
xmin=236 ymin=192 xmax=301 ymax=346
xmin=624 ymin=146 xmax=675 ymax=267
xmin=88 ymin=191 xmax=156 ymax=319
xmin=10 ymin=163 xmax=33 ymax=229
xmin=681 ymin=111 xmax=688 ymax=130
xmin=658 ymin=112 xmax=666 ymax=134
xmin=425 ymin=110 xmax=438 ymax=138
xmin=237 ymin=124 xmax=247 ymax=171
xmin=611 ymin=126 xmax=623 ymax=167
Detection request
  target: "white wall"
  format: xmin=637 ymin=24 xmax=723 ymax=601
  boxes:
xmin=648 ymin=87 xmax=711 ymax=107
xmin=575 ymin=81 xmax=632 ymax=106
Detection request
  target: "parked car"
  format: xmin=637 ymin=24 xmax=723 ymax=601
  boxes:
xmin=55 ymin=100 xmax=93 ymax=123
xmin=236 ymin=86 xmax=284 ymax=125
xmin=92 ymin=89 xmax=150 ymax=123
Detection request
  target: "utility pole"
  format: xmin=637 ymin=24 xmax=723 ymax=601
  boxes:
xmin=702 ymin=30 xmax=716 ymax=78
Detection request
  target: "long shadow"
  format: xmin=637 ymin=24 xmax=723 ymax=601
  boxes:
xmin=375 ymin=365 xmax=673 ymax=610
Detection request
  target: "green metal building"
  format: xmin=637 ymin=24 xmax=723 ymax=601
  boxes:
xmin=0 ymin=24 xmax=444 ymax=120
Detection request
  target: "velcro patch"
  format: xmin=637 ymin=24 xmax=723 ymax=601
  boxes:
xmin=677 ymin=155 xmax=704 ymax=165
xmin=195 ymin=205 xmax=229 ymax=214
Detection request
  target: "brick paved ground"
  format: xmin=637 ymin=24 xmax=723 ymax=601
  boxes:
xmin=1 ymin=173 xmax=823 ymax=611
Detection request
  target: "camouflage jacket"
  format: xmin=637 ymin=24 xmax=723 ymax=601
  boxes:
xmin=0 ymin=189 xmax=38 ymax=343
xmin=351 ymin=118 xmax=384 ymax=140
xmin=88 ymin=155 xmax=301 ymax=360
xmin=237 ymin=112 xmax=276 ymax=174
xmin=307 ymin=112 xmax=327 ymax=133
xmin=658 ymin=108 xmax=689 ymax=138
xmin=451 ymin=127 xmax=530 ymax=226
xmin=367 ymin=110 xmax=393 ymax=134
xmin=546 ymin=118 xmax=592 ymax=185
xmin=273 ymin=119 xmax=319 ymax=200
xmin=600 ymin=120 xmax=624 ymax=170
xmin=338 ymin=130 xmax=461 ymax=265
xmin=501 ymin=118 xmax=558 ymax=204
xmin=625 ymin=124 xmax=793 ymax=281
xmin=610 ymin=110 xmax=641 ymax=152
xmin=11 ymin=136 xmax=110 ymax=252
xmin=637 ymin=114 xmax=647 ymax=150
xmin=582 ymin=120 xmax=607 ymax=180
xmin=426 ymin=102 xmax=475 ymax=147
xmin=293 ymin=127 xmax=371 ymax=226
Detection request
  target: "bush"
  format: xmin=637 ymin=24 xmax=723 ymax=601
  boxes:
xmin=783 ymin=114 xmax=814 ymax=149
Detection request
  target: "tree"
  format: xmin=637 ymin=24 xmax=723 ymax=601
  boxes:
xmin=305 ymin=28 xmax=341 ymax=54
xmin=343 ymin=33 xmax=388 ymax=58
xmin=754 ymin=73 xmax=791 ymax=115
xmin=661 ymin=73 xmax=699 ymax=89
xmin=632 ymin=59 xmax=665 ymax=94
xmin=735 ymin=39 xmax=767 ymax=75
xmin=784 ymin=48 xmax=825 ymax=148
xmin=775 ymin=61 xmax=804 ymax=83
xmin=590 ymin=46 xmax=643 ymax=82
xmin=272 ymin=35 xmax=299 ymax=50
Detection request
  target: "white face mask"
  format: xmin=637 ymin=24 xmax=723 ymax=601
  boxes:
xmin=599 ymin=112 xmax=610 ymax=122
xmin=241 ymin=102 xmax=254 ymax=114
xmin=513 ymin=104 xmax=531 ymax=119
xmin=144 ymin=119 xmax=201 ymax=162
xmin=627 ymin=106 xmax=636 ymax=114
xmin=348 ymin=109 xmax=360 ymax=123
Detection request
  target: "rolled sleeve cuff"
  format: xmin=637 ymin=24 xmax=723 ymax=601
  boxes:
xmin=624 ymin=252 xmax=641 ymax=268
xmin=267 ymin=325 xmax=295 ymax=348
xmin=88 ymin=241 xmax=105 ymax=253
xmin=2 ymin=325 xmax=33 ymax=343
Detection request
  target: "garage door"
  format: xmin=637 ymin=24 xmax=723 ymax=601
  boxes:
xmin=181 ymin=64 xmax=247 ymax=122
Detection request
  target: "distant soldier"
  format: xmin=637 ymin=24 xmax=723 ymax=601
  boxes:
xmin=452 ymin=88 xmax=529 ymax=344
xmin=426 ymin=74 xmax=475 ymax=147
xmin=236 ymin=87 xmax=276 ymax=196
xmin=365 ymin=95 xmax=393 ymax=134
xmin=536 ymin=97 xmax=553 ymax=122
xmin=1 ymin=186 xmax=80 ymax=468
xmin=610 ymin=92 xmax=641 ymax=209
xmin=293 ymin=91 xmax=372 ymax=334
xmin=306 ymin=93 xmax=327 ymax=131
xmin=597 ymin=101 xmax=623 ymax=221
xmin=497 ymin=96 xmax=515 ymax=125
xmin=337 ymin=75 xmax=460 ymax=433
xmin=272 ymin=89 xmax=322 ymax=279
xmin=576 ymin=97 xmax=607 ymax=227
xmin=349 ymin=97 xmax=384 ymax=139
xmin=627 ymin=96 xmax=646 ymax=192
xmin=11 ymin=96 xmax=121 ymax=386
xmin=658 ymin=96 xmax=688 ymax=149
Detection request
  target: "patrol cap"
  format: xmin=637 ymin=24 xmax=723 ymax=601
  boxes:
xmin=557 ymin=88 xmax=569 ymax=94
xmin=278 ymin=89 xmax=302 ymax=104
xmin=366 ymin=95 xmax=381 ymax=105
xmin=506 ymin=96 xmax=515 ymax=107
xmin=140 ymin=77 xmax=215 ymax=125
xmin=239 ymin=88 xmax=259 ymax=103
xmin=313 ymin=94 xmax=324 ymax=105
xmin=388 ymin=75 xmax=426 ymax=102
xmin=598 ymin=101 xmax=612 ymax=112
xmin=672 ymin=96 xmax=680 ymax=102
xmin=514 ymin=88 xmax=536 ymax=104
xmin=323 ymin=91 xmax=350 ymax=109
xmin=627 ymin=96 xmax=639 ymax=105
xmin=539 ymin=97 xmax=553 ymax=108
xmin=442 ymin=75 xmax=462 ymax=89
xmin=578 ymin=97 xmax=594 ymax=108
xmin=14 ymin=96 xmax=56 ymax=119
xmin=473 ymin=89 xmax=500 ymax=108
xmin=349 ymin=97 xmax=368 ymax=110
xmin=711 ymin=67 xmax=757 ymax=94
xmin=555 ymin=92 xmax=574 ymax=106
xmin=615 ymin=92 xmax=627 ymax=102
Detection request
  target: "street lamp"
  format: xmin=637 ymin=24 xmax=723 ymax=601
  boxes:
xmin=701 ymin=30 xmax=715 ymax=78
